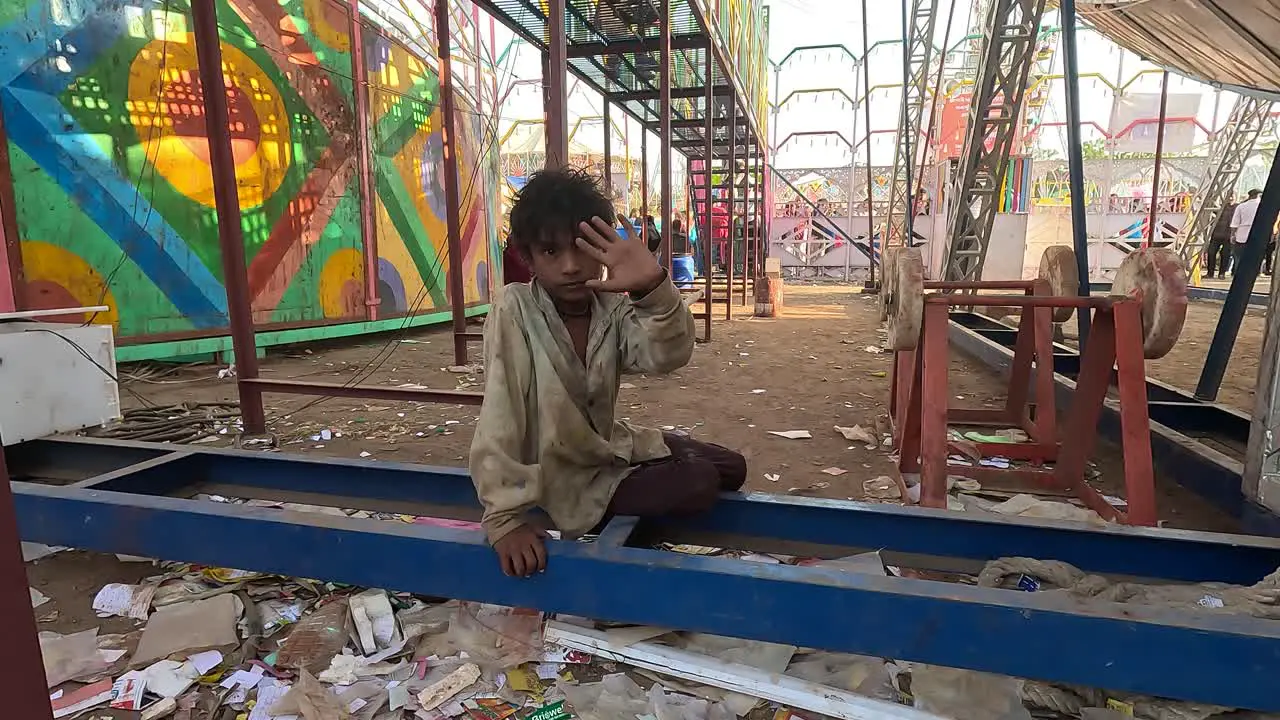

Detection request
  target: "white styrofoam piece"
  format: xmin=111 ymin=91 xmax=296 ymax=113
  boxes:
xmin=543 ymin=622 xmax=942 ymax=720
xmin=0 ymin=306 xmax=110 ymax=321
xmin=0 ymin=322 xmax=120 ymax=446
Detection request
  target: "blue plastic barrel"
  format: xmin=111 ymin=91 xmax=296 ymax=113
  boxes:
xmin=672 ymin=254 xmax=697 ymax=287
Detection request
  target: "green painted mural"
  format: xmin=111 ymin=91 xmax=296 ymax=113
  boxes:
xmin=0 ymin=0 xmax=500 ymax=356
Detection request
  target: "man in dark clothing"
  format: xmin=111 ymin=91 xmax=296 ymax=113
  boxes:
xmin=1206 ymin=199 xmax=1237 ymax=278
xmin=669 ymin=218 xmax=690 ymax=255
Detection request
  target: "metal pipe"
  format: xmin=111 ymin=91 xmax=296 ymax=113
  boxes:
xmin=727 ymin=95 xmax=736 ymax=321
xmin=659 ymin=0 xmax=672 ymax=274
xmin=861 ymin=0 xmax=877 ymax=287
xmin=1146 ymin=70 xmax=1169 ymax=248
xmin=1060 ymin=0 xmax=1092 ymax=349
xmin=349 ymin=0 xmax=380 ymax=322
xmin=0 ymin=433 xmax=53 ymax=719
xmin=435 ymin=0 xmax=468 ymax=366
xmin=641 ymin=130 xmax=649 ymax=246
xmin=1196 ymin=147 xmax=1280 ymax=400
xmin=191 ymin=0 xmax=266 ymax=433
xmin=546 ymin=0 xmax=569 ymax=166
xmin=744 ymin=139 xmax=753 ymax=302
xmin=704 ymin=46 xmax=714 ymax=341
xmin=603 ymin=101 xmax=612 ymax=195
xmin=898 ymin=0 xmax=914 ymax=246
xmin=241 ymin=378 xmax=483 ymax=404
xmin=846 ymin=58 xmax=858 ymax=284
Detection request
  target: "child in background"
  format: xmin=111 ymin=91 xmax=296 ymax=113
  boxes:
xmin=469 ymin=168 xmax=747 ymax=577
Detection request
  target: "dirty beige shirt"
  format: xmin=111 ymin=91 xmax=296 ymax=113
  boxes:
xmin=469 ymin=276 xmax=696 ymax=544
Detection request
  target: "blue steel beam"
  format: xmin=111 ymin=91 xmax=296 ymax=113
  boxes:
xmin=20 ymin=436 xmax=1280 ymax=585
xmin=10 ymin=478 xmax=1280 ymax=710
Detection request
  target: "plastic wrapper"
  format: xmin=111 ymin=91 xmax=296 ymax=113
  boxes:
xmin=40 ymin=628 xmax=111 ymax=688
xmin=785 ymin=651 xmax=897 ymax=702
xmin=559 ymin=674 xmax=652 ymax=720
xmin=911 ymin=665 xmax=1033 ymax=720
xmin=447 ymin=602 xmax=543 ymax=670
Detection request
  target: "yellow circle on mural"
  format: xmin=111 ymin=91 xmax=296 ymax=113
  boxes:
xmin=127 ymin=35 xmax=292 ymax=209
xmin=20 ymin=241 xmax=121 ymax=327
xmin=318 ymin=248 xmax=365 ymax=318
xmin=302 ymin=0 xmax=352 ymax=53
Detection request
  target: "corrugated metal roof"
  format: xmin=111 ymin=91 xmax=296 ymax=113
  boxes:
xmin=1079 ymin=0 xmax=1280 ymax=96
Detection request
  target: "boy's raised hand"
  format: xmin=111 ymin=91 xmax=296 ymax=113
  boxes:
xmin=576 ymin=215 xmax=666 ymax=295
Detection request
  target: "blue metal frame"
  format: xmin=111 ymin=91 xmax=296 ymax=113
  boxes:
xmin=8 ymin=436 xmax=1280 ymax=709
xmin=949 ymin=312 xmax=1280 ymax=536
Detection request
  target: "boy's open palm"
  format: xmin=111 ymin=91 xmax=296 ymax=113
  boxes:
xmin=576 ymin=216 xmax=666 ymax=294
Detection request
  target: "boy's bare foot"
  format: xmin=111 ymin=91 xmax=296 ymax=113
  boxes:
xmin=494 ymin=524 xmax=548 ymax=577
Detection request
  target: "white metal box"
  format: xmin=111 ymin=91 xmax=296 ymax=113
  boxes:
xmin=0 ymin=321 xmax=121 ymax=446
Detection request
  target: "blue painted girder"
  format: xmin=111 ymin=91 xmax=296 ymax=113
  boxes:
xmin=8 ymin=437 xmax=1280 ymax=710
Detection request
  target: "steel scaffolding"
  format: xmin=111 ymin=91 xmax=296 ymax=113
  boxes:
xmin=941 ymin=0 xmax=1048 ymax=283
xmin=885 ymin=0 xmax=939 ymax=247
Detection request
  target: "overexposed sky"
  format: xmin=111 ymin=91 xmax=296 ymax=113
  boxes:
xmin=480 ymin=0 xmax=1252 ymax=172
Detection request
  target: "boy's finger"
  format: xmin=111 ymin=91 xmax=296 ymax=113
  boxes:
xmin=500 ymin=551 xmax=514 ymax=577
xmin=509 ymin=549 xmax=526 ymax=577
xmin=521 ymin=546 xmax=540 ymax=576
xmin=574 ymin=237 xmax=610 ymax=263
xmin=589 ymin=216 xmax=623 ymax=242
xmin=577 ymin=222 xmax=612 ymax=251
xmin=584 ymin=278 xmax=624 ymax=292
xmin=616 ymin=217 xmax=640 ymax=243
xmin=532 ymin=537 xmax=548 ymax=572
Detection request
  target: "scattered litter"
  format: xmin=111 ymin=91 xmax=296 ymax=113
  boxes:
xmin=768 ymin=430 xmax=812 ymax=440
xmin=984 ymin=494 xmax=1108 ymax=525
xmin=787 ymin=481 xmax=829 ymax=496
xmin=750 ymin=388 xmax=767 ymax=394
xmin=862 ymin=476 xmax=901 ymax=500
xmin=764 ymin=473 xmax=780 ymax=483
xmin=22 ymin=542 xmax=64 ymax=562
xmin=359 ymin=450 xmax=373 ymax=458
xmin=620 ymin=382 xmax=637 ymax=389
xmin=132 ymin=594 xmax=241 ymax=668
xmin=52 ymin=678 xmax=114 ymax=718
xmin=820 ymin=467 xmax=847 ymax=476
xmin=418 ymin=662 xmax=482 ymax=710
xmin=30 ymin=587 xmax=50 ymax=608
xmin=834 ymin=425 xmax=878 ymax=448
xmin=277 ymin=597 xmax=353 ymax=673
xmin=863 ymin=346 xmax=885 ymax=354
xmin=41 ymin=628 xmax=111 ymax=687
xmin=447 ymin=364 xmax=483 ymax=374
xmin=92 ymin=582 xmax=156 ymax=620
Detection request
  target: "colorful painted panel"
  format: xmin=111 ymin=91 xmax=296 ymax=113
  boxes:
xmin=0 ymin=0 xmax=497 ymax=348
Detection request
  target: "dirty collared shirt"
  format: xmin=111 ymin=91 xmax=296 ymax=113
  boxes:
xmin=469 ymin=276 xmax=695 ymax=544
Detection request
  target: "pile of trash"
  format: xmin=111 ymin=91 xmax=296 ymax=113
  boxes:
xmin=28 ymin=541 xmax=1280 ymax=720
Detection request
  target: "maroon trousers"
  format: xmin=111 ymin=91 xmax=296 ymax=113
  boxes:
xmin=607 ymin=433 xmax=747 ymax=516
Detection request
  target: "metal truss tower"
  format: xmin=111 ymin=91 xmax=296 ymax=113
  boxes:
xmin=941 ymin=0 xmax=1048 ymax=282
xmin=1174 ymin=96 xmax=1273 ymax=272
xmin=885 ymin=0 xmax=939 ymax=246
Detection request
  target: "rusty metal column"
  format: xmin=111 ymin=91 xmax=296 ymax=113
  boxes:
xmin=546 ymin=0 xmax=569 ymax=167
xmin=726 ymin=94 xmax=735 ymax=321
xmin=603 ymin=101 xmax=612 ymax=196
xmin=349 ymin=0 xmax=380 ymax=321
xmin=659 ymin=0 xmax=672 ymax=273
xmin=1145 ymin=70 xmax=1169 ymax=248
xmin=191 ymin=0 xmax=265 ymax=432
xmin=436 ymin=0 xmax=468 ymax=365
xmin=860 ymin=0 xmax=876 ymax=287
xmin=640 ymin=131 xmax=650 ymax=247
xmin=0 ymin=436 xmax=53 ymax=719
xmin=742 ymin=137 xmax=751 ymax=305
xmin=702 ymin=46 xmax=714 ymax=341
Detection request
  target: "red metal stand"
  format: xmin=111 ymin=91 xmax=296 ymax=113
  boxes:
xmin=890 ymin=291 xmax=1158 ymax=526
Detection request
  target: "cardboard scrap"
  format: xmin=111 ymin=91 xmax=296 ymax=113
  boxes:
xmin=133 ymin=594 xmax=241 ymax=667
xmin=417 ymin=663 xmax=481 ymax=711
xmin=768 ymin=430 xmax=812 ymax=440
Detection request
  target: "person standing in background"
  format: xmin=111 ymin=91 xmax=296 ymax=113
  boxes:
xmin=1206 ymin=195 xmax=1237 ymax=278
xmin=1230 ymin=188 xmax=1263 ymax=273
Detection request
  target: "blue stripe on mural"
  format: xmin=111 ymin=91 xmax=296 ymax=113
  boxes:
xmin=0 ymin=0 xmax=116 ymax=89
xmin=4 ymin=87 xmax=228 ymax=326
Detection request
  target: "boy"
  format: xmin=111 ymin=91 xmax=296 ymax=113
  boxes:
xmin=470 ymin=168 xmax=747 ymax=577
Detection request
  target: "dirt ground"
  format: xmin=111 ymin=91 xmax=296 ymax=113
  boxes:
xmin=27 ymin=285 xmax=1247 ymax=649
xmin=1140 ymin=300 xmax=1268 ymax=415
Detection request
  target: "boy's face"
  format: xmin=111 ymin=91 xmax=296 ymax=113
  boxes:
xmin=524 ymin=230 xmax=601 ymax=304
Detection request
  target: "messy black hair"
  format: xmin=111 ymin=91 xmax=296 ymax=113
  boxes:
xmin=1248 ymin=188 xmax=1262 ymax=199
xmin=508 ymin=167 xmax=614 ymax=255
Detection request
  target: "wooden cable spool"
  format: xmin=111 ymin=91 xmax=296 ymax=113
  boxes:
xmin=1110 ymin=248 xmax=1189 ymax=360
xmin=1037 ymin=245 xmax=1080 ymax=323
xmin=879 ymin=247 xmax=906 ymax=323
xmin=887 ymin=248 xmax=925 ymax=351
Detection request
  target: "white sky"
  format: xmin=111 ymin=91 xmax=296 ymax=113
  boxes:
xmin=484 ymin=0 xmax=1251 ymax=172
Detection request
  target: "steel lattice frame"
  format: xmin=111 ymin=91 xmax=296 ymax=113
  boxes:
xmin=1174 ymin=97 xmax=1273 ymax=271
xmin=941 ymin=0 xmax=1048 ymax=282
xmin=885 ymin=0 xmax=939 ymax=246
